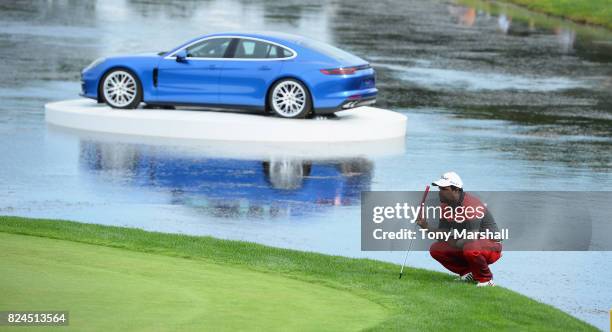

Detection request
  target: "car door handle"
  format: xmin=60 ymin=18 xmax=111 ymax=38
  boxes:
xmin=258 ymin=66 xmax=271 ymax=71
xmin=209 ymin=64 xmax=218 ymax=70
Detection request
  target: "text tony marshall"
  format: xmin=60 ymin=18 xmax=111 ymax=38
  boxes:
xmin=372 ymin=228 xmax=509 ymax=241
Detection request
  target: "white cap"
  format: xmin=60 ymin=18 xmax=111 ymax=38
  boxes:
xmin=432 ymin=171 xmax=463 ymax=189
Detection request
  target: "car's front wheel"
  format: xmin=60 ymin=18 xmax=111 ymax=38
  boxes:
xmin=269 ymin=79 xmax=311 ymax=119
xmin=101 ymin=69 xmax=142 ymax=109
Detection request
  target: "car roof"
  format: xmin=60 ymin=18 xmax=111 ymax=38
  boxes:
xmin=166 ymin=32 xmax=307 ymax=57
xmin=204 ymin=31 xmax=308 ymax=45
xmin=169 ymin=32 xmax=367 ymax=66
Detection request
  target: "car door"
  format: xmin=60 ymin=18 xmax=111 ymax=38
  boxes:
xmin=155 ymin=37 xmax=232 ymax=105
xmin=218 ymin=38 xmax=288 ymax=108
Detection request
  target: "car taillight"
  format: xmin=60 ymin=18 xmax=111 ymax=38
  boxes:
xmin=320 ymin=67 xmax=357 ymax=75
xmin=320 ymin=64 xmax=371 ymax=75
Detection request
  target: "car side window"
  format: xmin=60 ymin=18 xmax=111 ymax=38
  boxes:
xmin=234 ymin=39 xmax=293 ymax=59
xmin=186 ymin=38 xmax=231 ymax=58
xmin=267 ymin=45 xmax=278 ymax=58
xmin=277 ymin=47 xmax=294 ymax=58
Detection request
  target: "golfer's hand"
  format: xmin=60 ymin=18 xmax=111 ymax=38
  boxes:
xmin=416 ymin=217 xmax=428 ymax=229
xmin=453 ymin=239 xmax=465 ymax=248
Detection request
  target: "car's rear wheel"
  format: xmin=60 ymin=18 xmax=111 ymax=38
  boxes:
xmin=262 ymin=160 xmax=312 ymax=190
xmin=101 ymin=69 xmax=142 ymax=109
xmin=269 ymin=79 xmax=311 ymax=119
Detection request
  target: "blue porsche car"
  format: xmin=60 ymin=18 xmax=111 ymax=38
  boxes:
xmin=80 ymin=32 xmax=377 ymax=118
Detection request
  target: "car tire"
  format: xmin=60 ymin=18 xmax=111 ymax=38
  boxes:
xmin=262 ymin=160 xmax=312 ymax=190
xmin=100 ymin=69 xmax=142 ymax=109
xmin=268 ymin=79 xmax=312 ymax=119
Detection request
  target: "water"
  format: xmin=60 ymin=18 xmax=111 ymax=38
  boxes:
xmin=1 ymin=0 xmax=611 ymax=329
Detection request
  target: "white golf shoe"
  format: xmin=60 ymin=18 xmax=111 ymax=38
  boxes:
xmin=454 ymin=272 xmax=474 ymax=282
xmin=476 ymin=280 xmax=496 ymax=287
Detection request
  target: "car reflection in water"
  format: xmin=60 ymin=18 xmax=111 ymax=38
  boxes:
xmin=79 ymin=140 xmax=373 ymax=219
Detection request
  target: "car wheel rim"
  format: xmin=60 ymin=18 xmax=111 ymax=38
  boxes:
xmin=272 ymin=81 xmax=306 ymax=117
xmin=103 ymin=71 xmax=137 ymax=107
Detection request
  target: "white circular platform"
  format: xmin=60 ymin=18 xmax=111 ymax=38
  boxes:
xmin=45 ymin=99 xmax=407 ymax=143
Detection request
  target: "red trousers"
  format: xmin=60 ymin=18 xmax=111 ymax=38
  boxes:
xmin=429 ymin=240 xmax=502 ymax=282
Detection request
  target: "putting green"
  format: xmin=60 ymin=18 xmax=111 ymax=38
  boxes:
xmin=0 ymin=233 xmax=387 ymax=331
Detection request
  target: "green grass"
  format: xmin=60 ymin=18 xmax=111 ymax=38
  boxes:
xmin=0 ymin=233 xmax=386 ymax=331
xmin=0 ymin=216 xmax=598 ymax=331
xmin=497 ymin=0 xmax=612 ymax=29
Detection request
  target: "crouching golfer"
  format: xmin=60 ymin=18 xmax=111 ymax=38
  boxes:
xmin=417 ymin=172 xmax=502 ymax=287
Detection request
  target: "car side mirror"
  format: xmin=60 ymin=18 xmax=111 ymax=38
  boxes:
xmin=175 ymin=49 xmax=188 ymax=63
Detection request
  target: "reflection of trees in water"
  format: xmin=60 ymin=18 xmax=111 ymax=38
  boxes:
xmin=260 ymin=0 xmax=325 ymax=26
xmin=125 ymin=0 xmax=210 ymax=19
xmin=447 ymin=5 xmax=477 ymax=27
xmin=79 ymin=140 xmax=374 ymax=218
xmin=122 ymin=0 xmax=330 ymax=41
xmin=494 ymin=139 xmax=611 ymax=171
xmin=123 ymin=0 xmax=326 ymax=25
xmin=554 ymin=27 xmax=575 ymax=53
xmin=447 ymin=107 xmax=612 ymax=172
xmin=0 ymin=1 xmax=99 ymax=85
xmin=1 ymin=0 xmax=97 ymax=26
xmin=326 ymin=0 xmax=611 ymax=171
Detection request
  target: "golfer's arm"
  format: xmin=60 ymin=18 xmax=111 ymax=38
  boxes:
xmin=423 ymin=220 xmax=451 ymax=238
xmin=455 ymin=219 xmax=483 ymax=247
xmin=425 ymin=227 xmax=450 ymax=234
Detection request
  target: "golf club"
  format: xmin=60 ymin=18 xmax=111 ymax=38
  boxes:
xmin=399 ymin=185 xmax=430 ymax=279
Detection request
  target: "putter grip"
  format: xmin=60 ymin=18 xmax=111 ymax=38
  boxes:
xmin=419 ymin=185 xmax=430 ymax=219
